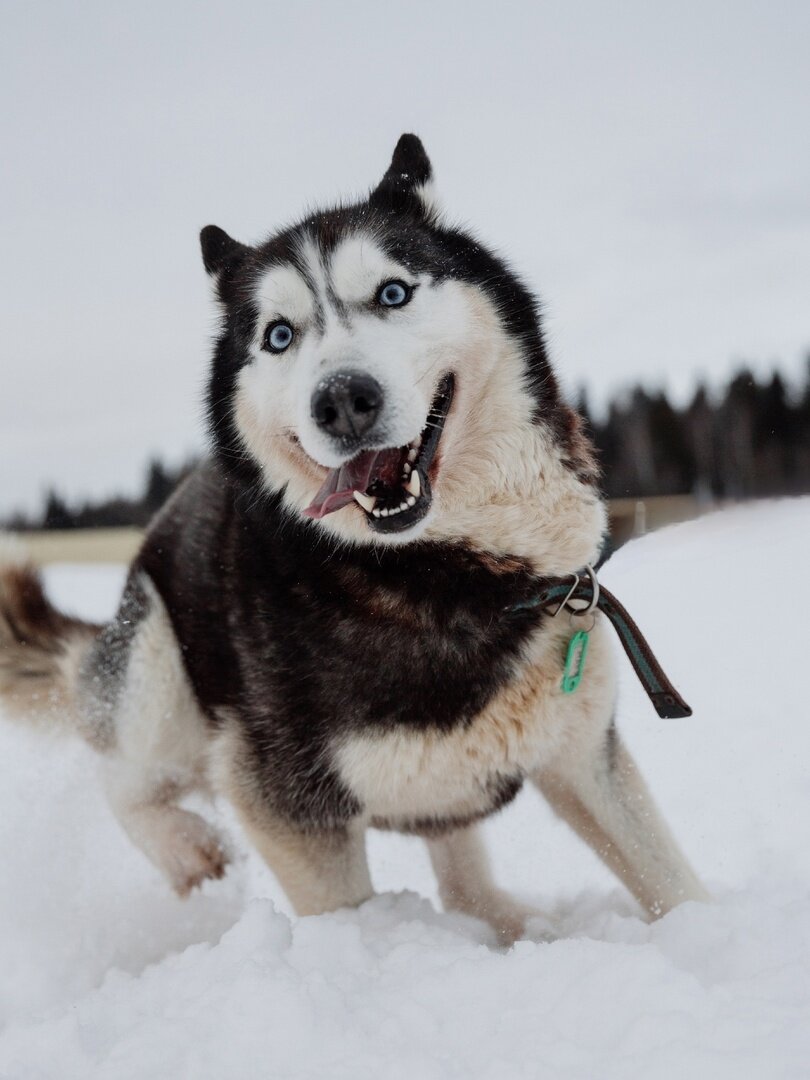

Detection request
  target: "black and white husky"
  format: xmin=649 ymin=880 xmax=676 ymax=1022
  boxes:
xmin=0 ymin=136 xmax=706 ymax=942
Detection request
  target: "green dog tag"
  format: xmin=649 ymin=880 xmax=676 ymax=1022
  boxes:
xmin=561 ymin=629 xmax=589 ymax=694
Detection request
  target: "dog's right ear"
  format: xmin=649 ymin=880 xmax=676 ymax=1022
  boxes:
xmin=200 ymin=225 xmax=250 ymax=278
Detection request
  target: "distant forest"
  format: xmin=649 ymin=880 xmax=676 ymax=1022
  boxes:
xmin=6 ymin=361 xmax=810 ymax=531
xmin=582 ymin=360 xmax=810 ymax=501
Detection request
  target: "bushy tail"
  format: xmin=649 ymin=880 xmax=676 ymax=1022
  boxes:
xmin=0 ymin=538 xmax=101 ymax=731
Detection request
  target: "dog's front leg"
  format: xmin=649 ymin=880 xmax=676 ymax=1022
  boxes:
xmin=234 ymin=805 xmax=373 ymax=916
xmin=216 ymin=726 xmax=373 ymax=916
xmin=532 ymin=723 xmax=709 ymax=917
xmin=427 ymin=824 xmax=549 ymax=945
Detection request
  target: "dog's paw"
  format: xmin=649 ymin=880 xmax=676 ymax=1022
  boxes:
xmin=171 ymin=836 xmax=229 ymax=897
xmin=484 ymin=891 xmax=556 ymax=947
xmin=156 ymin=810 xmax=231 ymax=897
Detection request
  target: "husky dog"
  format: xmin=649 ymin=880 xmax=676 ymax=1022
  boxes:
xmin=0 ymin=136 xmax=706 ymax=942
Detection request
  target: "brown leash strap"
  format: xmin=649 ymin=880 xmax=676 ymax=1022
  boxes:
xmin=509 ymin=570 xmax=693 ymax=719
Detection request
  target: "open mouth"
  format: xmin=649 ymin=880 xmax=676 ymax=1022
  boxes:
xmin=303 ymin=373 xmax=455 ymax=534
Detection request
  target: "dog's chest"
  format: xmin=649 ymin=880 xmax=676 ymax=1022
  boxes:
xmin=237 ymin=543 xmax=615 ymax=830
xmin=253 ymin=554 xmax=547 ymax=738
xmin=330 ymin=617 xmax=604 ymax=825
xmin=332 ymin=615 xmax=615 ymax=829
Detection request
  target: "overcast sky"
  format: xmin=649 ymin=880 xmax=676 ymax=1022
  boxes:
xmin=1 ymin=0 xmax=808 ymax=515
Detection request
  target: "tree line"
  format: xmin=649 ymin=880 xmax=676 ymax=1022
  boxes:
xmin=583 ymin=362 xmax=809 ymax=500
xmin=3 ymin=460 xmax=194 ymax=532
xmin=5 ymin=361 xmax=809 ymax=531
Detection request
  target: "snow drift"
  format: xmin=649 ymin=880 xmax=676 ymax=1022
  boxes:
xmin=1 ymin=500 xmax=809 ymax=1079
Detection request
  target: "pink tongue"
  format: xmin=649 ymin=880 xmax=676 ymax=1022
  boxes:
xmin=303 ymin=450 xmax=380 ymax=519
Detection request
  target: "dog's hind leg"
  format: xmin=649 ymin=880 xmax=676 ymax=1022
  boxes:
xmin=427 ymin=825 xmax=547 ymax=945
xmin=533 ymin=721 xmax=709 ymax=916
xmin=87 ymin=573 xmax=230 ymax=896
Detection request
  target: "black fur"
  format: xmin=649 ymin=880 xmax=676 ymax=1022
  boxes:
xmin=200 ymin=225 xmax=246 ymax=275
xmin=369 ymin=132 xmax=433 ymax=214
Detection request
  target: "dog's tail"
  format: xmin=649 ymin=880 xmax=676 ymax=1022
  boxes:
xmin=0 ymin=537 xmax=101 ymax=733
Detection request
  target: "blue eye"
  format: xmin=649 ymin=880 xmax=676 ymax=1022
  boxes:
xmin=264 ymin=321 xmax=294 ymax=353
xmin=377 ymin=280 xmax=412 ymax=307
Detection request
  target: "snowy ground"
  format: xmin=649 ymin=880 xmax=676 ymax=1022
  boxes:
xmin=1 ymin=500 xmax=809 ymax=1079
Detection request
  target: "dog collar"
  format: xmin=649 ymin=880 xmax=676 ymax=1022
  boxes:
xmin=507 ymin=566 xmax=692 ymax=720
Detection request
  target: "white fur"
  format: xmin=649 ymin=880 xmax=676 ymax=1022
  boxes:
xmin=328 ymin=235 xmax=410 ymax=303
xmin=101 ymin=575 xmax=227 ymax=895
xmin=297 ymin=235 xmax=341 ymax=334
xmin=533 ymin=738 xmax=710 ymax=916
xmin=112 ymin=576 xmax=209 ymax=775
xmin=253 ymin=263 xmax=317 ymax=329
xmin=231 ymin=230 xmax=601 ymax=565
xmin=236 ymin=237 xmax=437 ymax=482
xmin=427 ymin=826 xmax=549 ymax=945
xmin=413 ymin=180 xmax=442 ymax=221
xmin=418 ymin=289 xmax=606 ymax=572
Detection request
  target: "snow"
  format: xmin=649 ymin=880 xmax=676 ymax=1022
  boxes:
xmin=2 ymin=500 xmax=810 ymax=1079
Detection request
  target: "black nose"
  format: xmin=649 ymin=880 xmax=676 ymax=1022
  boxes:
xmin=311 ymin=370 xmax=384 ymax=439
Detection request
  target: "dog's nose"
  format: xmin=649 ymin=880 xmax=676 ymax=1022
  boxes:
xmin=311 ymin=370 xmax=384 ymax=439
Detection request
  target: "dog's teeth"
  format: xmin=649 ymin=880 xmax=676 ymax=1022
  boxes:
xmin=352 ymin=491 xmax=377 ymax=513
xmin=407 ymin=447 xmax=419 ymax=463
xmin=405 ymin=471 xmax=421 ymax=497
xmin=389 ymin=506 xmax=401 ymax=515
xmin=403 ymin=462 xmax=412 ymax=476
xmin=406 ymin=495 xmax=416 ymax=507
xmin=372 ymin=509 xmax=382 ymax=518
xmin=380 ymin=508 xmax=389 ymax=517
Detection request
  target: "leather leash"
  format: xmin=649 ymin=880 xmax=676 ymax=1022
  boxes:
xmin=508 ymin=566 xmax=693 ymax=719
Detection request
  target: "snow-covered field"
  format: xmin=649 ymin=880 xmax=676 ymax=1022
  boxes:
xmin=1 ymin=500 xmax=809 ymax=1079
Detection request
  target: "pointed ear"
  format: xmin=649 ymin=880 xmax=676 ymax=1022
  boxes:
xmin=200 ymin=225 xmax=251 ymax=277
xmin=369 ymin=134 xmax=436 ymax=215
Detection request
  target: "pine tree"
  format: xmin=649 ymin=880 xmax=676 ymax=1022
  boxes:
xmin=42 ymin=489 xmax=75 ymax=530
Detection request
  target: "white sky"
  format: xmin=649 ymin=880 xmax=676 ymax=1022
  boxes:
xmin=1 ymin=0 xmax=808 ymax=515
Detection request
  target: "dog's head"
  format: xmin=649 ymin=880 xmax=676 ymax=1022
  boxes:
xmin=203 ymin=135 xmax=602 ymax=564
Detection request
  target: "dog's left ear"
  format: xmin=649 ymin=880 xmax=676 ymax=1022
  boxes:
xmin=370 ymin=134 xmax=439 ymax=217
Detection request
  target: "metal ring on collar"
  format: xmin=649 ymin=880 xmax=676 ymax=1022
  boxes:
xmin=565 ymin=564 xmax=600 ymax=617
xmin=580 ymin=564 xmax=600 ymax=615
